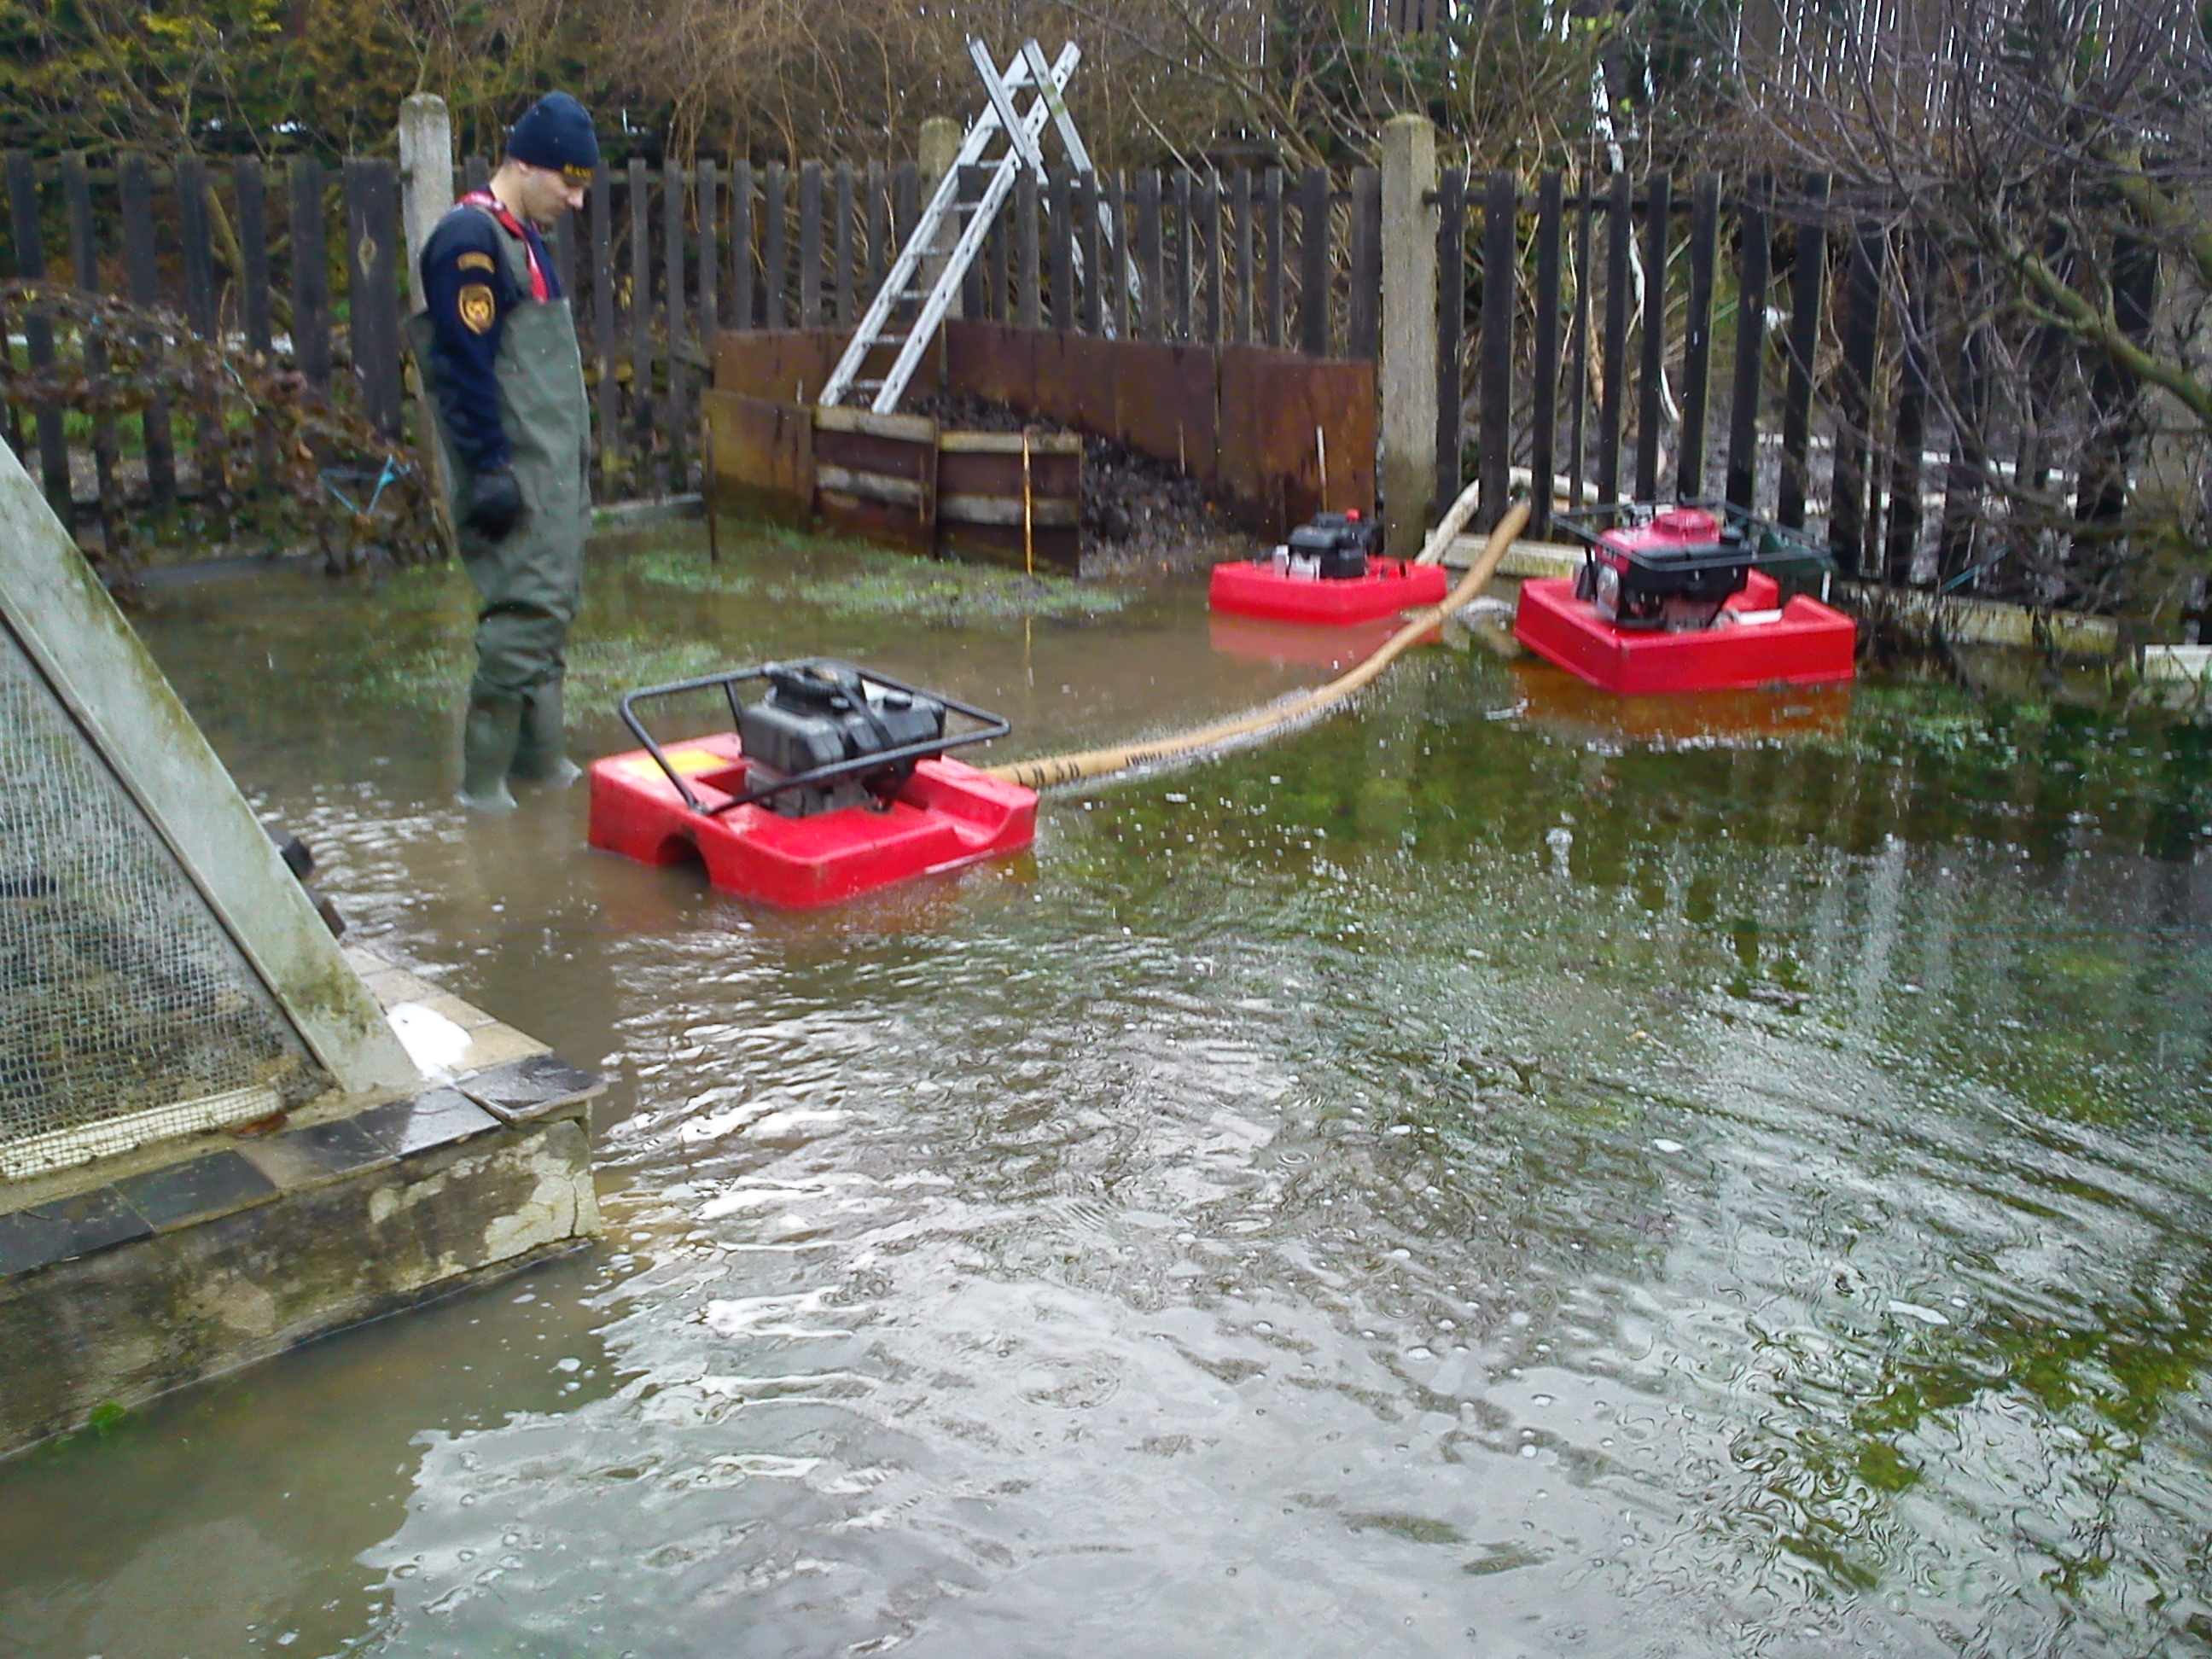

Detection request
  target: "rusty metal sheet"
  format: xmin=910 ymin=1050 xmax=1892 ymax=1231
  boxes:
xmin=1216 ymin=346 xmax=1374 ymax=536
xmin=935 ymin=445 xmax=1079 ymax=505
xmin=702 ymin=389 xmax=812 ymax=527
xmin=945 ymin=322 xmax=1035 ymax=408
xmin=1111 ymin=341 xmax=1217 ymax=488
xmin=937 ymin=518 xmax=1080 ymax=574
xmin=935 ymin=439 xmax=1081 ymax=573
xmin=713 ymin=328 xmax=940 ymax=407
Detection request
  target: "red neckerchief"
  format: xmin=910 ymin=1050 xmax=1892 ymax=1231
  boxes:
xmin=459 ymin=189 xmax=550 ymax=301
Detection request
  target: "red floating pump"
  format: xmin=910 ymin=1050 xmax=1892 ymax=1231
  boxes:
xmin=587 ymin=660 xmax=1036 ymax=908
xmin=1514 ymin=501 xmax=1856 ymax=696
xmin=1209 ymin=509 xmax=1449 ymax=626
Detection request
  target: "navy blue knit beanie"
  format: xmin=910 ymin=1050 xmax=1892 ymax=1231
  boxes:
xmin=506 ymin=93 xmax=600 ymax=182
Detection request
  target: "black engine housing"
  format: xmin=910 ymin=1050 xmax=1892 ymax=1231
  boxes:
xmin=738 ymin=661 xmax=946 ymax=818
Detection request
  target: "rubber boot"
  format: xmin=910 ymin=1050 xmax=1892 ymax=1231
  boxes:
xmin=459 ymin=690 xmax=524 ymax=812
xmin=511 ymin=676 xmax=583 ymax=787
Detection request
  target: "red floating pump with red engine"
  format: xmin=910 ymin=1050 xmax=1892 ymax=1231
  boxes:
xmin=1513 ymin=502 xmax=1857 ymax=696
xmin=1209 ymin=509 xmax=1449 ymax=626
xmin=587 ymin=660 xmax=1036 ymax=908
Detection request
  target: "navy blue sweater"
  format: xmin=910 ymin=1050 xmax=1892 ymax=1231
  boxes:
xmin=418 ymin=203 xmax=562 ymax=474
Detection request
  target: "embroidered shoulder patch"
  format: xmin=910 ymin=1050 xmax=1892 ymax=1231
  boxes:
xmin=457 ymin=250 xmax=497 ymax=273
xmin=457 ymin=283 xmax=497 ymax=335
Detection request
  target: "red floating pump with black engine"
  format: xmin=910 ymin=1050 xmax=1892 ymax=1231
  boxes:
xmin=1208 ymin=509 xmax=1449 ymax=626
xmin=587 ymin=659 xmax=1036 ymax=908
xmin=1513 ymin=501 xmax=1857 ymax=696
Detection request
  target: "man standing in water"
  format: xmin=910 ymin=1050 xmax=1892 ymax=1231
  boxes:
xmin=411 ymin=93 xmax=597 ymax=811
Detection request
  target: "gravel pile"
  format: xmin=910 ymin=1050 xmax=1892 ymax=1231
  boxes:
xmin=905 ymin=392 xmax=1261 ymax=578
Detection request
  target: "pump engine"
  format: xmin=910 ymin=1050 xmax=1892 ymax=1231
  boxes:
xmin=1561 ymin=502 xmax=1825 ymax=632
xmin=737 ymin=660 xmax=946 ymax=818
xmin=1270 ymin=509 xmax=1375 ymax=581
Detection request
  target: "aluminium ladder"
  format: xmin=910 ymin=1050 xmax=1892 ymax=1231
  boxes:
xmin=818 ymin=38 xmax=1137 ymax=415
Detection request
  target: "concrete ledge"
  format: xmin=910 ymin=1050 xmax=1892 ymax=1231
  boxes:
xmin=0 ymin=948 xmax=604 ymax=1457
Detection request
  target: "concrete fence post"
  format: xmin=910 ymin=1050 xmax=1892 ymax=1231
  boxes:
xmin=1380 ymin=114 xmax=1439 ymax=559
xmin=398 ymin=95 xmax=455 ymax=314
xmin=919 ymin=115 xmax=963 ymax=321
xmin=397 ymin=96 xmax=460 ymax=556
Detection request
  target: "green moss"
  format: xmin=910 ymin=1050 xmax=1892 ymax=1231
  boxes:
xmin=630 ymin=536 xmax=1127 ymax=620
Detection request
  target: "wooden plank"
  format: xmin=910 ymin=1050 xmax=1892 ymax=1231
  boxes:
xmin=799 ymin=160 xmax=824 ymax=328
xmin=1830 ymin=224 xmax=1884 ymax=574
xmin=1478 ymin=170 xmax=1515 ymax=531
xmin=1080 ymin=173 xmax=1103 ymax=335
xmin=1725 ymin=175 xmax=1771 ymax=510
xmin=177 ymin=154 xmax=228 ymax=499
xmin=1634 ymin=172 xmax=1669 ymax=501
xmin=939 ymin=492 xmax=1080 ymax=527
xmin=234 ymin=158 xmax=274 ymax=357
xmin=121 ymin=153 xmax=177 ymax=504
xmin=818 ymin=463 xmax=927 ymax=507
xmin=1196 ymin=173 xmax=1220 ymax=345
xmin=345 ymin=159 xmax=404 ymax=439
xmin=1171 ymin=171 xmax=1191 ymax=341
xmin=291 ymin=159 xmax=333 ymax=398
xmin=1048 ymin=166 xmax=1074 ymax=329
xmin=814 ymin=404 xmax=937 ymax=441
xmin=1108 ymin=172 xmax=1132 ymax=339
xmin=981 ymin=173 xmax=1004 ymax=322
xmin=1349 ymin=166 xmax=1381 ymax=362
xmin=60 ymin=153 xmax=114 ymax=515
xmin=1530 ymin=171 xmax=1563 ymax=538
xmin=591 ymin=166 xmax=617 ymax=481
xmin=1567 ymin=177 xmax=1592 ymax=507
xmin=866 ymin=160 xmax=888 ymax=306
xmin=833 ymin=161 xmax=855 ymax=327
xmin=463 ymin=155 xmax=490 ymax=195
xmin=1230 ymin=167 xmax=1253 ymax=346
xmin=696 ymin=158 xmax=719 ymax=341
xmin=959 ymin=165 xmax=986 ymax=320
xmin=1676 ymin=173 xmax=1719 ymax=498
xmin=1778 ymin=172 xmax=1829 ymax=529
xmin=937 ymin=428 xmax=1081 ymax=453
xmin=1299 ymin=166 xmax=1330 ymax=357
xmin=234 ymin=156 xmax=275 ymax=487
xmin=1016 ymin=169 xmax=1041 ymax=329
xmin=629 ymin=158 xmax=653 ymax=467
xmin=1435 ymin=167 xmax=1464 ymax=515
xmin=763 ymin=162 xmax=787 ymax=329
xmin=894 ymin=161 xmax=918 ymax=258
xmin=1596 ymin=171 xmax=1630 ymax=504
xmin=1885 ymin=232 xmax=1930 ymax=584
xmin=4 ymin=152 xmax=68 ymax=505
xmin=731 ymin=162 xmax=755 ymax=330
xmin=1262 ymin=167 xmax=1285 ymax=349
xmin=1137 ymin=170 xmax=1163 ymax=341
xmin=664 ymin=158 xmax=690 ymax=480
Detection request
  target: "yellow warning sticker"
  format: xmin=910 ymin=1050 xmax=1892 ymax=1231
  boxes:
xmin=625 ymin=746 xmax=729 ymax=778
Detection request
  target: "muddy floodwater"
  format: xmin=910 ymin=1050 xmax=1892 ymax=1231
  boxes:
xmin=6 ymin=524 xmax=2212 ymax=1658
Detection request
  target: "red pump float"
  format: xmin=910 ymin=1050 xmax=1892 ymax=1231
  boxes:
xmin=588 ymin=660 xmax=1036 ymax=909
xmin=1210 ymin=509 xmax=1449 ymax=626
xmin=1514 ymin=502 xmax=1857 ymax=696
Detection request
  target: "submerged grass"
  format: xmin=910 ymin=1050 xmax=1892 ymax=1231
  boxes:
xmin=630 ymin=531 xmax=1128 ymax=621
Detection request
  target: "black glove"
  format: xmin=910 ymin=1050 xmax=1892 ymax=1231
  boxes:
xmin=463 ymin=468 xmax=525 ymax=542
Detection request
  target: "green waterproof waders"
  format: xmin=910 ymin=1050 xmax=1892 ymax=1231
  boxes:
xmin=408 ymin=221 xmax=591 ymax=806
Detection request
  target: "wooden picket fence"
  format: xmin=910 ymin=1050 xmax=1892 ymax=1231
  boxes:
xmin=0 ymin=150 xmax=1389 ymax=541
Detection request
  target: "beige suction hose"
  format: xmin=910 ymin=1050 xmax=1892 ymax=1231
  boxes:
xmin=984 ymin=492 xmax=1528 ymax=792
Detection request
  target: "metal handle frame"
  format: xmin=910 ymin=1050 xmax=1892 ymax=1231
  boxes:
xmin=617 ymin=658 xmax=1011 ymax=818
xmin=1551 ymin=497 xmax=1822 ymax=562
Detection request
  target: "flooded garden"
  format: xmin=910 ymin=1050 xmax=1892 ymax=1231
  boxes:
xmin=3 ymin=522 xmax=2211 ymax=1657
